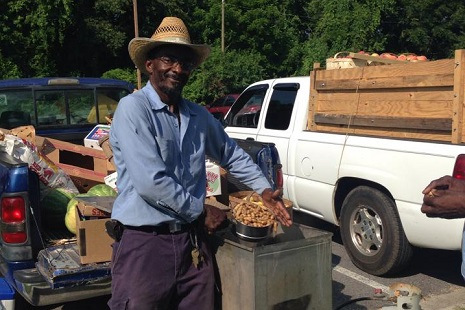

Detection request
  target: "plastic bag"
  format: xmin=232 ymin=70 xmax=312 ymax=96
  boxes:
xmin=0 ymin=134 xmax=79 ymax=194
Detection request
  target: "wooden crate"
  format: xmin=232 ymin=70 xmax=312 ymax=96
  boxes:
xmin=308 ymin=49 xmax=465 ymax=143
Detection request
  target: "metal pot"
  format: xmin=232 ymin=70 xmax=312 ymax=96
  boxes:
xmin=234 ymin=220 xmax=273 ymax=241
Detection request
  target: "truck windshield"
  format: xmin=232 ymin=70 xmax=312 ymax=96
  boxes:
xmin=0 ymin=88 xmax=128 ymax=129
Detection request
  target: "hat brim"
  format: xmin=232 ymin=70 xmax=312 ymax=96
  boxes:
xmin=128 ymin=38 xmax=211 ymax=75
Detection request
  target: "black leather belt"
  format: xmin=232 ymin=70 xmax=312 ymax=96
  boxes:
xmin=125 ymin=221 xmax=194 ymax=234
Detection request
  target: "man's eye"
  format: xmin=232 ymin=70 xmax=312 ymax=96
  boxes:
xmin=160 ymin=57 xmax=174 ymax=64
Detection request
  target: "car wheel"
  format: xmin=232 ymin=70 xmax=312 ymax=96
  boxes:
xmin=340 ymin=186 xmax=413 ymax=276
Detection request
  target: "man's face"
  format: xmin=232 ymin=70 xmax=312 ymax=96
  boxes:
xmin=145 ymin=45 xmax=196 ymax=100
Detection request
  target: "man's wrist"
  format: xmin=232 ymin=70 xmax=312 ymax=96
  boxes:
xmin=261 ymin=188 xmax=273 ymax=200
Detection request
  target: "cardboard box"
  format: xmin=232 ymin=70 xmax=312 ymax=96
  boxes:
xmin=7 ymin=125 xmax=36 ymax=144
xmin=39 ymin=137 xmax=115 ymax=192
xmin=104 ymin=172 xmax=117 ymax=191
xmin=76 ymin=196 xmax=113 ymax=217
xmin=206 ymin=160 xmax=222 ymax=197
xmin=84 ymin=125 xmax=111 ymax=150
xmin=75 ymin=197 xmax=114 ymax=264
xmin=98 ymin=134 xmax=114 ymax=167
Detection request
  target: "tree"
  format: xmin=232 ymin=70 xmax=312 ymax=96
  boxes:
xmin=297 ymin=0 xmax=396 ymax=75
xmin=1 ymin=0 xmax=464 ymax=105
xmin=381 ymin=0 xmax=465 ymax=59
xmin=0 ymin=0 xmax=74 ymax=77
xmin=184 ymin=46 xmax=266 ymax=104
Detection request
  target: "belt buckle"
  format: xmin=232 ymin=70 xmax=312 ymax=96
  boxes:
xmin=169 ymin=222 xmax=182 ymax=233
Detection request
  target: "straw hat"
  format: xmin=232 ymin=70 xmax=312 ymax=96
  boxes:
xmin=128 ymin=17 xmax=211 ymax=75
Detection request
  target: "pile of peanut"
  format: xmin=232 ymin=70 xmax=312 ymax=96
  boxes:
xmin=232 ymin=193 xmax=276 ymax=228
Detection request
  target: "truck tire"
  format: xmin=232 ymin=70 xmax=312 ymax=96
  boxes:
xmin=340 ymin=186 xmax=413 ymax=276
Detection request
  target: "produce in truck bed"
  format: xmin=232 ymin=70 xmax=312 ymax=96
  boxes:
xmin=87 ymin=184 xmax=117 ymax=197
xmin=65 ymin=194 xmax=91 ymax=234
xmin=41 ymin=188 xmax=76 ymax=230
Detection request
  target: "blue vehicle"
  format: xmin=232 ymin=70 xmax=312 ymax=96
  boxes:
xmin=0 ymin=77 xmax=135 ymax=144
xmin=0 ymin=152 xmax=114 ymax=307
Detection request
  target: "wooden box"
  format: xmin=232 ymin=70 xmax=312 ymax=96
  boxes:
xmin=308 ymin=49 xmax=465 ymax=143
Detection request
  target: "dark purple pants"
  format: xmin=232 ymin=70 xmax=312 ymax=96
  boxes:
xmin=107 ymin=227 xmax=215 ymax=310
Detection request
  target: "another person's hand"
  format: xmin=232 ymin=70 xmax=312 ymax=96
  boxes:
xmin=422 ymin=175 xmax=465 ymax=195
xmin=261 ymin=188 xmax=293 ymax=227
xmin=203 ymin=204 xmax=227 ymax=233
xmin=421 ymin=175 xmax=465 ymax=219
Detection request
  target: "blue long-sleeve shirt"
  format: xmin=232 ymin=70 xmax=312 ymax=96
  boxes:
xmin=109 ymin=82 xmax=271 ymax=226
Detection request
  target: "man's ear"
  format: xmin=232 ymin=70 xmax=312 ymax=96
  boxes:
xmin=145 ymin=60 xmax=154 ymax=74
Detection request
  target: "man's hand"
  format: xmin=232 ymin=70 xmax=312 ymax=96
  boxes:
xmin=421 ymin=175 xmax=465 ymax=219
xmin=261 ymin=188 xmax=292 ymax=227
xmin=203 ymin=204 xmax=227 ymax=233
xmin=422 ymin=175 xmax=465 ymax=196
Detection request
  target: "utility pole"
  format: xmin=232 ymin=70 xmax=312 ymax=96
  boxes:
xmin=133 ymin=0 xmax=142 ymax=89
xmin=221 ymin=0 xmax=225 ymax=53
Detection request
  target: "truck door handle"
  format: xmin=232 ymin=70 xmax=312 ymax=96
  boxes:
xmin=246 ymin=137 xmax=255 ymax=141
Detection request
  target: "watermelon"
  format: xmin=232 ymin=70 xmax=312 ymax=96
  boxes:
xmin=65 ymin=193 xmax=90 ymax=234
xmin=41 ymin=188 xmax=76 ymax=230
xmin=87 ymin=184 xmax=117 ymax=197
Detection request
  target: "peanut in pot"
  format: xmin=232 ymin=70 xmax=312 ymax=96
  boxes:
xmin=232 ymin=200 xmax=277 ymax=228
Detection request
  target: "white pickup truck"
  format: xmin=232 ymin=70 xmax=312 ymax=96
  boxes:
xmin=224 ymin=51 xmax=465 ymax=276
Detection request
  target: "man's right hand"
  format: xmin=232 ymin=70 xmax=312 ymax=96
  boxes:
xmin=203 ymin=204 xmax=227 ymax=233
xmin=421 ymin=175 xmax=465 ymax=219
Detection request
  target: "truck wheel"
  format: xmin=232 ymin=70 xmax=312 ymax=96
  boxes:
xmin=340 ymin=186 xmax=413 ymax=276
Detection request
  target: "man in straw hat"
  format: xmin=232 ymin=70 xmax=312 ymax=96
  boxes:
xmin=107 ymin=16 xmax=292 ymax=309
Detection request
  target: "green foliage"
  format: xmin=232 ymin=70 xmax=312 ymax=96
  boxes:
xmin=0 ymin=0 xmax=464 ymax=103
xmin=102 ymin=68 xmax=138 ymax=87
xmin=0 ymin=54 xmax=21 ymax=79
xmin=297 ymin=0 xmax=396 ymax=75
xmin=381 ymin=0 xmax=465 ymax=59
xmin=183 ymin=47 xmax=266 ymax=105
xmin=0 ymin=0 xmax=74 ymax=77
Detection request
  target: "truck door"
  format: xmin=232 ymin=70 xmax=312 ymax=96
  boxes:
xmin=255 ymin=82 xmax=299 ymax=198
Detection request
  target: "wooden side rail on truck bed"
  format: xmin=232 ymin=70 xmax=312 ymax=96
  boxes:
xmin=308 ymin=49 xmax=465 ymax=143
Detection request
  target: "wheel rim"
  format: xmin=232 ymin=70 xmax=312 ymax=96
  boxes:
xmin=349 ymin=205 xmax=383 ymax=256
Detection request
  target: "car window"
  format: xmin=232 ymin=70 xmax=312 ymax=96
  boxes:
xmin=225 ymin=85 xmax=268 ymax=128
xmin=224 ymin=96 xmax=236 ymax=106
xmin=0 ymin=79 xmax=133 ymax=144
xmin=86 ymin=89 xmax=121 ymax=123
xmin=0 ymin=90 xmax=34 ymax=128
xmin=36 ymin=90 xmax=68 ymax=126
xmin=264 ymin=83 xmax=298 ymax=130
xmin=69 ymin=90 xmax=94 ymax=124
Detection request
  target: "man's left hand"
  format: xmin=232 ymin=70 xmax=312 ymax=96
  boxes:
xmin=261 ymin=188 xmax=293 ymax=227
